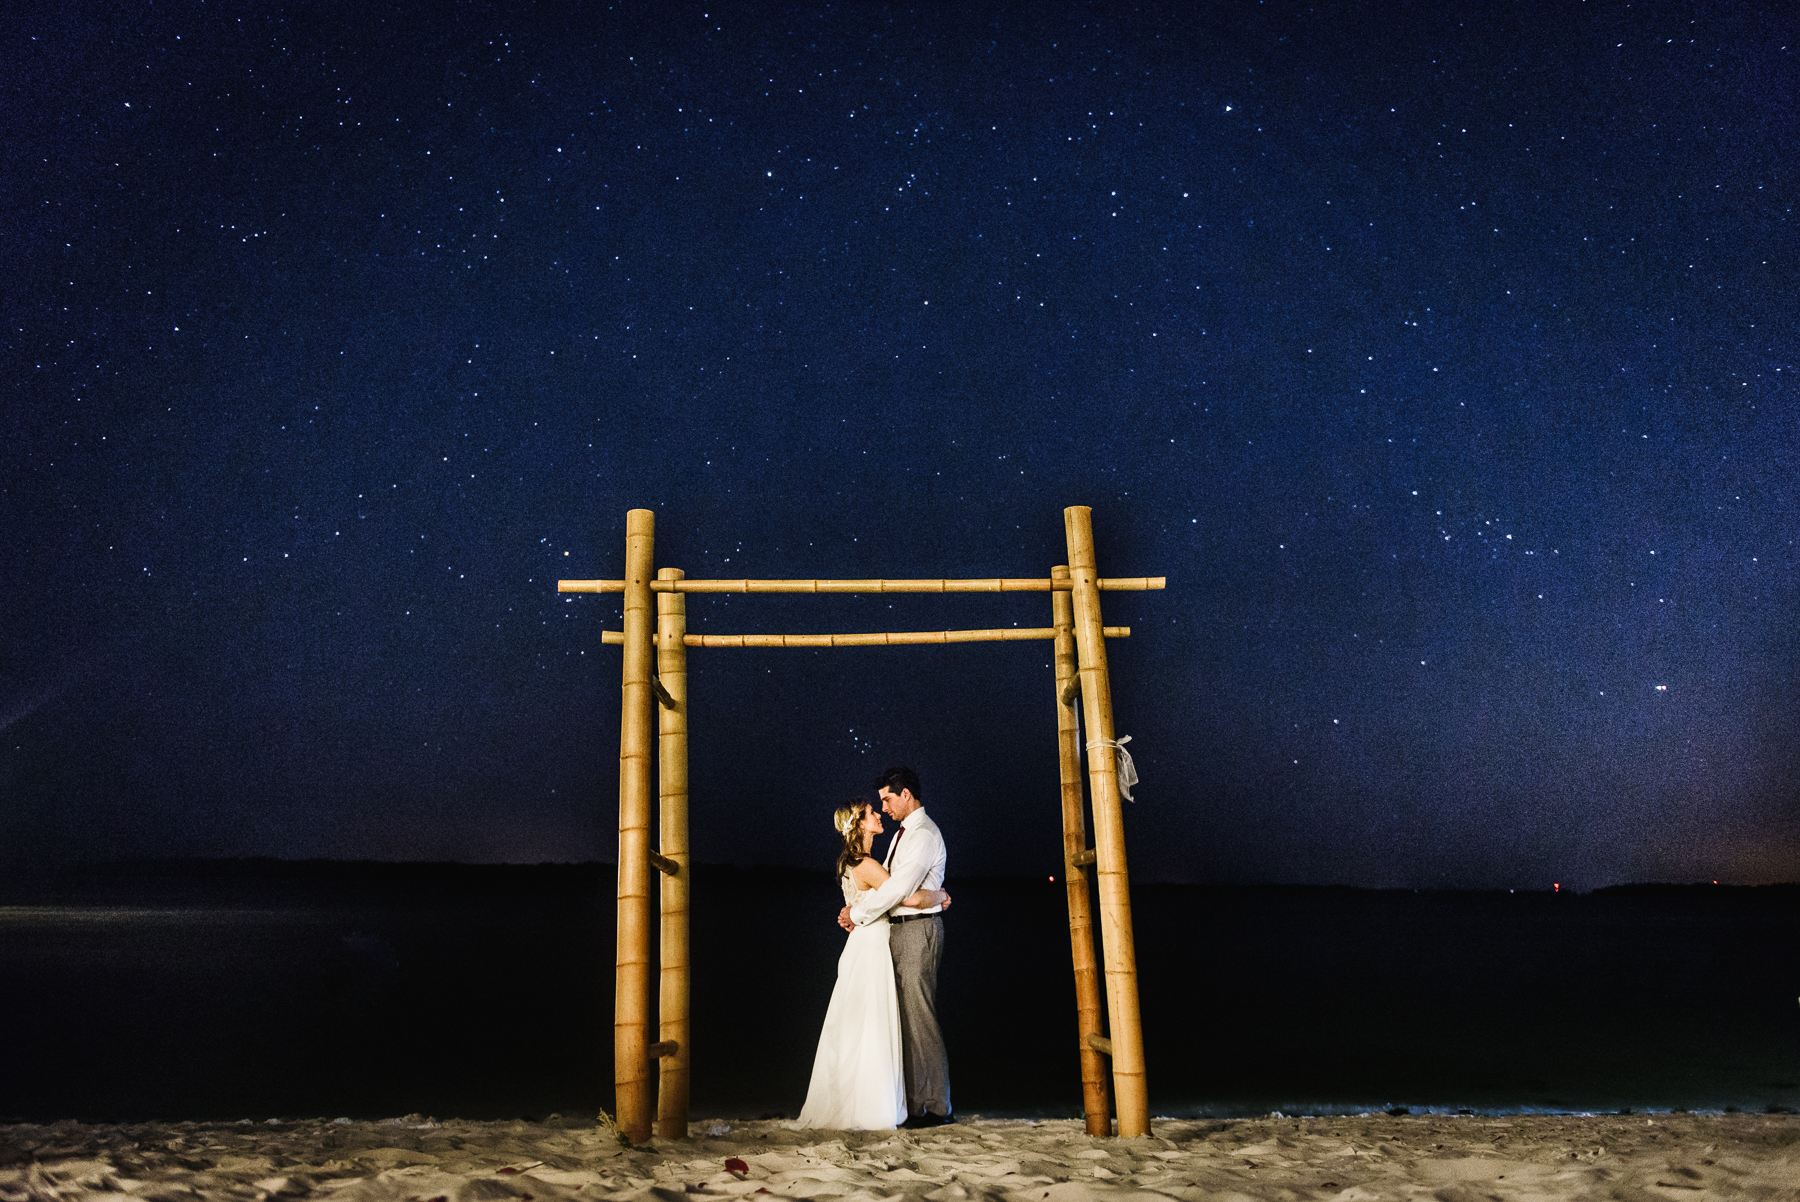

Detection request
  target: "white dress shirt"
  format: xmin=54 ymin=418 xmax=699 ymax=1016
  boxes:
xmin=849 ymin=807 xmax=946 ymax=926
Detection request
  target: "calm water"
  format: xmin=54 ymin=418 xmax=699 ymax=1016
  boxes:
xmin=3 ymin=863 xmax=1797 ymax=1123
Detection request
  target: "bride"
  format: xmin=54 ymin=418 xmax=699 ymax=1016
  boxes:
xmin=797 ymin=799 xmax=950 ymax=1129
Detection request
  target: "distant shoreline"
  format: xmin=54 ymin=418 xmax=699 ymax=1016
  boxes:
xmin=12 ymin=856 xmax=1796 ymax=897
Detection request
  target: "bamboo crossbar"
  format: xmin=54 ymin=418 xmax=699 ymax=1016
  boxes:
xmin=599 ymin=626 xmax=1129 ymax=647
xmin=560 ymin=577 xmax=1164 ymax=594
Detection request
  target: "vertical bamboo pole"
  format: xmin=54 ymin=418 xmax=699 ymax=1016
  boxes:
xmin=616 ymin=509 xmax=656 ymax=1144
xmin=1063 ymin=506 xmax=1149 ymax=1138
xmin=655 ymin=567 xmax=691 ymax=1139
xmin=1054 ymin=565 xmax=1112 ymax=1136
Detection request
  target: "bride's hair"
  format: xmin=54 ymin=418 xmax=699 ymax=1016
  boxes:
xmin=833 ymin=798 xmax=873 ymax=880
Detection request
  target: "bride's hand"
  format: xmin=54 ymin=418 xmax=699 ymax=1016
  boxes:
xmin=938 ymin=891 xmax=952 ymax=910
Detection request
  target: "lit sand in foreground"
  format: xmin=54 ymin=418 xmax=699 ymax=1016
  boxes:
xmin=5 ymin=1113 xmax=1798 ymax=1201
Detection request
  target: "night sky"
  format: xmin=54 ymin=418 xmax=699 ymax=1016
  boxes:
xmin=5 ymin=1 xmax=1796 ymax=890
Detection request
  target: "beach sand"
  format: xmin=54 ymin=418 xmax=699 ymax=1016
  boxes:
xmin=5 ymin=1112 xmax=1798 ymax=1202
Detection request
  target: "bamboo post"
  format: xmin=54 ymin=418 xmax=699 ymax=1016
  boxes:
xmin=1054 ymin=565 xmax=1112 ymax=1136
xmin=1063 ymin=507 xmax=1149 ymax=1138
xmin=655 ymin=567 xmax=691 ymax=1139
xmin=615 ymin=509 xmax=656 ymax=1144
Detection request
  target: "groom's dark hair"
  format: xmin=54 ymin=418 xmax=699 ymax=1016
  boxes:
xmin=875 ymin=765 xmax=921 ymax=799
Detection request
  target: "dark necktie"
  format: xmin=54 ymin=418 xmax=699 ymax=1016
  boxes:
xmin=886 ymin=826 xmax=904 ymax=869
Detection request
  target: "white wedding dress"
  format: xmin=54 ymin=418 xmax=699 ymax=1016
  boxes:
xmin=796 ymin=874 xmax=907 ymax=1129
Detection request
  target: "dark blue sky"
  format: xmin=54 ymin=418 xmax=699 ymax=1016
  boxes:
xmin=5 ymin=1 xmax=1795 ymax=888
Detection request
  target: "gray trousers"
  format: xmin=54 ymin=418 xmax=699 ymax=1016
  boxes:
xmin=888 ymin=915 xmax=950 ymax=1117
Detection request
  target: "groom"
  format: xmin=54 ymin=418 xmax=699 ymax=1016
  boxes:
xmin=839 ymin=765 xmax=952 ymax=1127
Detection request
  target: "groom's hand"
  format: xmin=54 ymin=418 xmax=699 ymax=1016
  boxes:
xmin=837 ymin=905 xmax=854 ymax=931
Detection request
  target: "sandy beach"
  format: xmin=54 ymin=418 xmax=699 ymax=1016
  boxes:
xmin=6 ymin=1112 xmax=1797 ymax=1202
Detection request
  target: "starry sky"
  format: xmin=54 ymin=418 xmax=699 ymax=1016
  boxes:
xmin=5 ymin=1 xmax=1796 ymax=890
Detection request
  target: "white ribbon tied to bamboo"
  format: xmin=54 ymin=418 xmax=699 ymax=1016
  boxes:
xmin=1085 ymin=734 xmax=1138 ymax=802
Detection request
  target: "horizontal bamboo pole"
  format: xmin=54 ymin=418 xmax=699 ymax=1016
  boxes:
xmin=560 ymin=577 xmax=1165 ymax=594
xmin=599 ymin=626 xmax=1129 ymax=647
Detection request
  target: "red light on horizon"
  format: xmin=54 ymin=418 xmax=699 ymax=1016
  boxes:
xmin=1553 ymin=882 xmax=1560 ymax=892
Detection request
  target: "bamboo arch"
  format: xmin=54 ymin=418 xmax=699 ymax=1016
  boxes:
xmin=559 ymin=506 xmax=1164 ymax=1141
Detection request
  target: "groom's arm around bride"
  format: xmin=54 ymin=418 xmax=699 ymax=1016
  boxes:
xmin=837 ymin=782 xmax=947 ymax=931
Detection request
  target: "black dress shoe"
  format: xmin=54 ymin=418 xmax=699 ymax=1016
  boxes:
xmin=903 ymin=1112 xmax=953 ymax=1129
